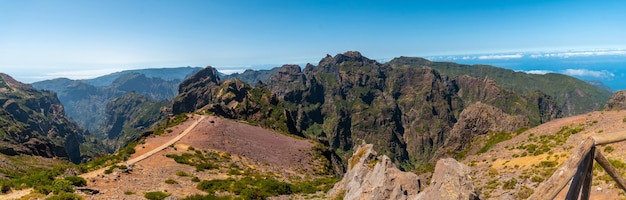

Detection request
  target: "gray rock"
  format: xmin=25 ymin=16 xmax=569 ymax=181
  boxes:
xmin=415 ymin=158 xmax=479 ymax=200
xmin=605 ymin=90 xmax=626 ymax=111
xmin=328 ymin=144 xmax=421 ymax=200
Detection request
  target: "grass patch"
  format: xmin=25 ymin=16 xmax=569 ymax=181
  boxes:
xmin=165 ymin=179 xmax=179 ymax=184
xmin=478 ymin=132 xmax=512 ymax=154
xmin=144 ymin=191 xmax=171 ymax=200
xmin=197 ymin=176 xmax=339 ymax=199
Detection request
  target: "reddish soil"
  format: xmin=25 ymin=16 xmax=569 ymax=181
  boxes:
xmin=178 ymin=116 xmax=315 ymax=172
xmin=81 ymin=114 xmax=318 ymax=199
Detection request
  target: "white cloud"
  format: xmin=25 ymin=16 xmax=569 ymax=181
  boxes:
xmin=529 ymin=50 xmax=626 ymax=58
xmin=477 ymin=54 xmax=523 ymax=60
xmin=561 ymin=69 xmax=615 ymax=78
xmin=218 ymin=69 xmax=247 ymax=75
xmin=40 ymin=68 xmax=129 ymax=80
xmin=519 ymin=70 xmax=553 ymax=75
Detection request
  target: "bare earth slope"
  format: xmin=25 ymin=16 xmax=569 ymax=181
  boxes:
xmin=82 ymin=115 xmax=319 ymax=199
xmin=464 ymin=110 xmax=626 ymax=199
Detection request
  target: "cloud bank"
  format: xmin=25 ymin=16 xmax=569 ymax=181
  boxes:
xmin=561 ymin=69 xmax=615 ymax=78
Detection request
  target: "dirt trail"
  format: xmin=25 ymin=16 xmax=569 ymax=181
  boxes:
xmin=0 ymin=188 xmax=33 ymax=200
xmin=81 ymin=115 xmax=205 ymax=179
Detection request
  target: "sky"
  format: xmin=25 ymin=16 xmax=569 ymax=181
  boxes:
xmin=1 ymin=0 xmax=626 ymax=83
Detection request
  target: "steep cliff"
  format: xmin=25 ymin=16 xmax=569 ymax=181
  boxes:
xmin=0 ymin=73 xmax=99 ymax=163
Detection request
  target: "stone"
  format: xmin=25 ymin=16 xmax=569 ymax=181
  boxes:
xmin=415 ymin=158 xmax=479 ymax=200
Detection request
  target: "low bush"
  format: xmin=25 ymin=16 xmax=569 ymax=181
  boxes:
xmin=144 ymin=191 xmax=170 ymax=200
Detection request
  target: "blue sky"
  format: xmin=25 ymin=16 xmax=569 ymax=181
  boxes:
xmin=1 ymin=0 xmax=626 ymax=82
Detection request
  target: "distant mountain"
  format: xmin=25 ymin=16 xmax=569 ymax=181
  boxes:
xmin=0 ymin=73 xmax=102 ymax=163
xmin=32 ymin=67 xmax=200 ymax=151
xmin=221 ymin=67 xmax=282 ymax=85
xmin=85 ymin=67 xmax=202 ymax=87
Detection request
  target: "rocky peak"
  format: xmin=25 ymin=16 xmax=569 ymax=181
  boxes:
xmin=327 ymin=143 xmax=421 ymax=200
xmin=387 ymin=56 xmax=433 ymax=68
xmin=605 ymin=90 xmax=626 ymax=111
xmin=178 ymin=66 xmax=221 ymax=94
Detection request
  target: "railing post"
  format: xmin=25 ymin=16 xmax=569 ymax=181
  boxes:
xmin=580 ymin=147 xmax=595 ymax=200
xmin=565 ymin=146 xmax=595 ymax=200
xmin=594 ymin=149 xmax=626 ymax=193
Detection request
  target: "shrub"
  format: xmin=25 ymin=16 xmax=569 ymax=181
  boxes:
xmin=64 ymin=176 xmax=86 ymax=187
xmin=51 ymin=179 xmax=74 ymax=195
xmin=164 ymin=179 xmax=178 ymax=184
xmin=144 ymin=191 xmax=170 ymax=200
xmin=604 ymin=145 xmax=615 ymax=153
xmin=502 ymin=178 xmax=517 ymax=190
xmin=176 ymin=171 xmax=191 ymax=177
xmin=124 ymin=191 xmax=135 ymax=195
xmin=191 ymin=177 xmax=201 ymax=182
xmin=45 ymin=192 xmax=84 ymax=200
xmin=182 ymin=194 xmax=232 ymax=200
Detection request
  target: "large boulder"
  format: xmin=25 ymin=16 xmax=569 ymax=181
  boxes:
xmin=605 ymin=90 xmax=626 ymax=111
xmin=416 ymin=158 xmax=479 ymax=200
xmin=328 ymin=144 xmax=421 ymax=200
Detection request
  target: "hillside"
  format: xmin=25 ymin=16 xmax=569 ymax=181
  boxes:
xmin=388 ymin=57 xmax=612 ymax=116
xmin=0 ymin=73 xmax=101 ymax=164
xmin=79 ymin=114 xmax=337 ymax=199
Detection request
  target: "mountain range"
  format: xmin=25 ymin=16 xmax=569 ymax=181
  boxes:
xmin=0 ymin=51 xmax=620 ymax=199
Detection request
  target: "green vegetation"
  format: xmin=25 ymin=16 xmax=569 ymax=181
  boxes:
xmin=196 ymin=176 xmax=339 ymax=199
xmin=124 ymin=191 xmax=135 ymax=195
xmin=164 ymin=179 xmax=179 ymax=184
xmin=144 ymin=191 xmax=171 ymax=200
xmin=516 ymin=125 xmax=583 ymax=156
xmin=78 ymin=142 xmax=137 ymax=172
xmin=45 ymin=192 xmax=84 ymax=200
xmin=176 ymin=171 xmax=191 ymax=177
xmin=104 ymin=164 xmax=128 ymax=174
xmin=165 ymin=151 xmax=225 ymax=171
xmin=478 ymin=132 xmax=513 ymax=154
xmin=154 ymin=114 xmax=189 ymax=135
xmin=64 ymin=176 xmax=86 ymax=187
xmin=182 ymin=194 xmax=234 ymax=200
xmin=502 ymin=178 xmax=517 ymax=190
xmin=604 ymin=145 xmax=615 ymax=153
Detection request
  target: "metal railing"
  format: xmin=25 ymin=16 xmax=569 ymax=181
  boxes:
xmin=529 ymin=132 xmax=626 ymax=200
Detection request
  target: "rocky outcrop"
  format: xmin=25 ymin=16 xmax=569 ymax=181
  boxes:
xmin=605 ymin=90 xmax=626 ymax=111
xmin=416 ymin=158 xmax=479 ymax=200
xmin=328 ymin=144 xmax=421 ymax=200
xmin=172 ymin=66 xmax=297 ymax=136
xmin=435 ymin=102 xmax=529 ymax=158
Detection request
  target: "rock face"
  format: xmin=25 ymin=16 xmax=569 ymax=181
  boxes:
xmin=0 ymin=73 xmax=99 ymax=163
xmin=103 ymin=92 xmax=170 ymax=150
xmin=174 ymin=52 xmax=570 ymax=170
xmin=605 ymin=90 xmax=626 ymax=111
xmin=416 ymin=158 xmax=479 ymax=200
xmin=328 ymin=144 xmax=421 ymax=200
xmin=435 ymin=102 xmax=529 ymax=157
